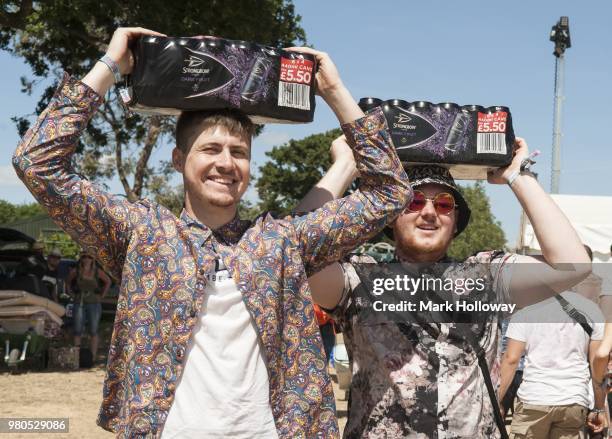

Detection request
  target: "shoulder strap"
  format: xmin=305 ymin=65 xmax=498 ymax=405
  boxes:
xmin=477 ymin=347 xmax=509 ymax=439
xmin=554 ymin=295 xmax=593 ymax=337
xmin=450 ymin=321 xmax=508 ymax=439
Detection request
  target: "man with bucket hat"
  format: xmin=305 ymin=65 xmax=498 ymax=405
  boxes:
xmin=303 ymin=136 xmax=591 ymax=438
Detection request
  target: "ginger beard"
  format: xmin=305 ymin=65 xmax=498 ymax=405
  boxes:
xmin=392 ymin=184 xmax=458 ymax=263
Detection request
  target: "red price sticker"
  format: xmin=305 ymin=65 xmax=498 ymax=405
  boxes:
xmin=280 ymin=57 xmax=314 ymax=85
xmin=477 ymin=111 xmax=508 ymax=133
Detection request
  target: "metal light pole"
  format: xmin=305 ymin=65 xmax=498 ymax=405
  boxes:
xmin=550 ymin=16 xmax=571 ymax=194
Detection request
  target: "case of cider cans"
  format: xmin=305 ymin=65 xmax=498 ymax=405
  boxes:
xmin=126 ymin=36 xmax=317 ymax=124
xmin=359 ymin=98 xmax=516 ymax=179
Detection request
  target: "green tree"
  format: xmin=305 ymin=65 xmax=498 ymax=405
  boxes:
xmin=44 ymin=231 xmax=80 ymax=259
xmin=448 ymin=182 xmax=506 ymax=260
xmin=0 ymin=199 xmax=45 ymax=224
xmin=256 ymin=128 xmax=341 ymax=214
xmin=1 ymin=0 xmax=306 ymax=207
xmin=0 ymin=199 xmax=80 ymax=257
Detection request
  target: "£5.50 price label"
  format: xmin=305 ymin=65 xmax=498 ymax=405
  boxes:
xmin=280 ymin=57 xmax=314 ymax=85
xmin=477 ymin=111 xmax=507 ymax=133
xmin=476 ymin=111 xmax=508 ymax=154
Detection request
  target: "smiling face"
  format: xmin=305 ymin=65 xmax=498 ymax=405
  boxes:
xmin=392 ymin=183 xmax=457 ymax=262
xmin=173 ymin=125 xmax=251 ymax=214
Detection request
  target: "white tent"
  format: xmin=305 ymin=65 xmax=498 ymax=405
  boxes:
xmin=518 ymin=194 xmax=612 ymax=263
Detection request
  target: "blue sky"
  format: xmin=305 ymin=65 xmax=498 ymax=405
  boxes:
xmin=1 ymin=1 xmax=611 ymax=247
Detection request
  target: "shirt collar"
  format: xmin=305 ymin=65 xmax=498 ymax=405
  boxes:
xmin=180 ymin=209 xmax=250 ymax=245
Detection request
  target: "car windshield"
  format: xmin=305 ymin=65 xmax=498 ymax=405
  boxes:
xmin=0 ymin=241 xmax=31 ymax=252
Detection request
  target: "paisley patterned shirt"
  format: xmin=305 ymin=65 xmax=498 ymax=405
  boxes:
xmin=12 ymin=74 xmax=411 ymax=438
xmin=334 ymin=251 xmax=515 ymax=438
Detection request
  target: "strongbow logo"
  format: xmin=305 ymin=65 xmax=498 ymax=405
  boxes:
xmin=185 ymin=55 xmax=205 ymax=68
xmin=181 ymin=48 xmax=235 ymax=97
xmin=395 ymin=113 xmax=412 ymax=124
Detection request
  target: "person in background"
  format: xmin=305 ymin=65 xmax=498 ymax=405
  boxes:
xmin=66 ymin=251 xmax=110 ymax=359
xmin=13 ymin=240 xmax=52 ymax=299
xmin=314 ymin=303 xmax=336 ymax=365
xmin=592 ymin=320 xmax=612 ymax=434
xmin=499 ymin=291 xmax=606 ymax=437
xmin=25 ymin=240 xmax=48 ymax=277
xmin=595 ymin=245 xmax=612 ymax=321
xmin=42 ymin=247 xmax=63 ymax=302
xmin=499 ymin=318 xmax=524 ymax=418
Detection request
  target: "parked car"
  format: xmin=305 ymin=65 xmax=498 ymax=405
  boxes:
xmin=0 ymin=228 xmax=50 ymax=298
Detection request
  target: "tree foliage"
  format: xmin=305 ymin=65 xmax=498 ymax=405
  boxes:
xmin=448 ymin=182 xmax=506 ymax=260
xmin=0 ymin=199 xmax=79 ymax=258
xmin=0 ymin=199 xmax=45 ymax=224
xmin=44 ymin=232 xmax=80 ymax=259
xmin=1 ymin=0 xmax=306 ymax=206
xmin=256 ymin=128 xmax=341 ymax=214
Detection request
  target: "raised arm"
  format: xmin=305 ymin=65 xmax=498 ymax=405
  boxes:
xmin=488 ymin=138 xmax=591 ymax=307
xmin=294 ymin=135 xmax=357 ymax=214
xmin=284 ymin=47 xmax=364 ymax=125
xmin=286 ymin=49 xmax=410 ymax=275
xmin=12 ymin=28 xmax=163 ymax=279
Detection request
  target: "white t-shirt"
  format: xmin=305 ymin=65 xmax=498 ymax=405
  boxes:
xmin=506 ymin=291 xmax=604 ymax=408
xmin=161 ymin=264 xmax=278 ymax=438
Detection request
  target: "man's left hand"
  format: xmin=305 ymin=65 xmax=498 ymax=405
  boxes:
xmin=487 ymin=137 xmax=529 ymax=185
xmin=587 ymin=411 xmax=608 ymax=433
xmin=284 ymin=47 xmax=344 ymax=100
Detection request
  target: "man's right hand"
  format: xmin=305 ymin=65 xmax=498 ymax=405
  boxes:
xmin=105 ymin=27 xmax=166 ymax=75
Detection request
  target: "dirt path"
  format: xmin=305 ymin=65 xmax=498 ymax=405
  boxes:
xmin=1 ymin=365 xmax=348 ymax=438
xmin=0 ymin=367 xmax=113 ymax=439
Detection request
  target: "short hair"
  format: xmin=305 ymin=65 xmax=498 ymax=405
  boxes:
xmin=175 ymin=109 xmax=255 ymax=153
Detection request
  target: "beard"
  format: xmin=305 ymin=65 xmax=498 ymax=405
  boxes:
xmin=394 ymin=229 xmax=453 ymax=263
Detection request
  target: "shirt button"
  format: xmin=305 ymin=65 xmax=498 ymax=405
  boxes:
xmin=199 ymin=268 xmax=206 ymax=275
xmin=175 ymin=347 xmax=185 ymax=361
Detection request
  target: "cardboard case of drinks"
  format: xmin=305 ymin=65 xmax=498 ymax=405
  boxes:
xmin=127 ymin=36 xmax=317 ymax=124
xmin=359 ymin=98 xmax=516 ymax=179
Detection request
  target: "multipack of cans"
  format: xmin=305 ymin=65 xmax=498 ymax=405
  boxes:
xmin=359 ymin=98 xmax=515 ymax=179
xmin=126 ymin=36 xmax=317 ymax=124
